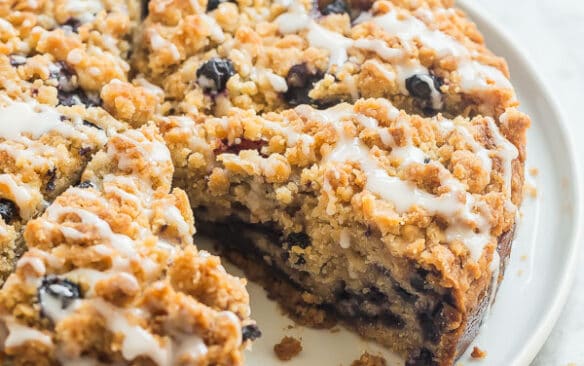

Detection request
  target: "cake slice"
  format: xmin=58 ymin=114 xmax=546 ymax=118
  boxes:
xmin=134 ymin=0 xmax=515 ymax=118
xmin=156 ymin=98 xmax=529 ymax=365
xmin=0 ymin=97 xmax=127 ymax=283
xmin=0 ymin=0 xmax=150 ymax=282
xmin=0 ymin=124 xmax=258 ymax=365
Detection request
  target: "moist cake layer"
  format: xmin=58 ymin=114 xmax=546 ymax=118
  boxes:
xmin=199 ymin=218 xmax=515 ymax=364
xmin=156 ymin=97 xmax=529 ymax=365
xmin=134 ymin=0 xmax=515 ymax=117
xmin=0 ymin=124 xmax=257 ymax=365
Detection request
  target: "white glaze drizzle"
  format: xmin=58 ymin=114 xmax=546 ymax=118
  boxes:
xmin=92 ymin=299 xmax=172 ymax=365
xmin=0 ymin=102 xmax=63 ymax=140
xmin=489 ymin=112 xmax=519 ymax=195
xmin=148 ymin=29 xmax=180 ymax=62
xmin=3 ymin=317 xmax=53 ymax=349
xmin=371 ymin=10 xmax=512 ymax=92
xmin=0 ymin=125 xmax=218 ymax=365
xmin=275 ymin=4 xmax=512 ymax=95
xmin=63 ymin=0 xmax=104 ymax=23
xmin=295 ymin=101 xmax=517 ymax=261
xmin=275 ymin=5 xmax=354 ymax=68
xmin=0 ymin=174 xmax=40 ymax=220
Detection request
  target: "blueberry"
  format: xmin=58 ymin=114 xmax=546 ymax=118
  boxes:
xmin=283 ymin=63 xmax=323 ymax=107
xmin=51 ymin=62 xmax=101 ymax=107
xmin=241 ymin=324 xmax=262 ymax=342
xmin=321 ymin=0 xmax=349 ymax=15
xmin=82 ymin=120 xmax=102 ymax=130
xmin=406 ymin=348 xmax=438 ymax=366
xmin=77 ymin=180 xmax=95 ymax=189
xmin=51 ymin=61 xmax=77 ymax=93
xmin=196 ymin=58 xmax=235 ymax=94
xmin=61 ymin=18 xmax=81 ymax=33
xmin=206 ymin=0 xmax=236 ymax=11
xmin=78 ymin=146 xmax=93 ymax=157
xmin=394 ymin=285 xmax=418 ymax=303
xmin=38 ymin=275 xmax=82 ymax=318
xmin=410 ymin=268 xmax=429 ymax=292
xmin=294 ymin=255 xmax=306 ymax=265
xmin=285 ymin=232 xmax=311 ymax=249
xmin=213 ymin=138 xmax=266 ymax=156
xmin=405 ymin=74 xmax=443 ymax=111
xmin=45 ymin=168 xmax=57 ymax=192
xmin=141 ymin=0 xmax=150 ymax=18
xmin=363 ymin=286 xmax=386 ymax=304
xmin=58 ymin=90 xmax=101 ymax=107
xmin=0 ymin=199 xmax=18 ymax=224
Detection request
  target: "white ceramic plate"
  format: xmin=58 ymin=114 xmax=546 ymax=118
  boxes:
xmin=200 ymin=2 xmax=583 ymax=365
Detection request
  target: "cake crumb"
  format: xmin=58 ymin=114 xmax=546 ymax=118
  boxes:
xmin=274 ymin=336 xmax=302 ymax=361
xmin=471 ymin=346 xmax=487 ymax=359
xmin=529 ymin=167 xmax=539 ymax=177
xmin=524 ymin=183 xmax=538 ymax=198
xmin=351 ymin=352 xmax=387 ymax=366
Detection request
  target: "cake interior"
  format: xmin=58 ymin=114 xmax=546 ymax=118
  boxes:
xmin=194 ymin=212 xmax=504 ymax=365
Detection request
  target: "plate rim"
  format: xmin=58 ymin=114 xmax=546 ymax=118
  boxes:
xmin=457 ymin=1 xmax=584 ymax=364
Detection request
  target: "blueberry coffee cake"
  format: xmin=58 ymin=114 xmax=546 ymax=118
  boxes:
xmin=0 ymin=125 xmax=257 ymax=365
xmin=0 ymin=0 xmax=530 ymax=365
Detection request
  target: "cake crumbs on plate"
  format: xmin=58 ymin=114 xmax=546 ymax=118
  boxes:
xmin=471 ymin=346 xmax=487 ymax=359
xmin=350 ymin=352 xmax=387 ymax=366
xmin=529 ymin=167 xmax=539 ymax=177
xmin=524 ymin=183 xmax=538 ymax=198
xmin=274 ymin=336 xmax=303 ymax=361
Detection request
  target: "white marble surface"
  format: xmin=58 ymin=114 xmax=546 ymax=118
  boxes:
xmin=474 ymin=1 xmax=584 ymax=365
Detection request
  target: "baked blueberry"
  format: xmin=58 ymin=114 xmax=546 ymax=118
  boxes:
xmin=51 ymin=62 xmax=101 ymax=107
xmin=241 ymin=324 xmax=262 ymax=342
xmin=142 ymin=0 xmax=150 ymax=18
xmin=82 ymin=120 xmax=102 ymax=130
xmin=77 ymin=180 xmax=95 ymax=189
xmin=78 ymin=146 xmax=93 ymax=157
xmin=196 ymin=58 xmax=236 ymax=94
xmin=57 ymin=90 xmax=101 ymax=107
xmin=406 ymin=348 xmax=438 ymax=366
xmin=45 ymin=168 xmax=57 ymax=192
xmin=283 ymin=64 xmax=323 ymax=107
xmin=321 ymin=0 xmax=349 ymax=15
xmin=294 ymin=255 xmax=306 ymax=265
xmin=38 ymin=276 xmax=82 ymax=318
xmin=0 ymin=199 xmax=18 ymax=224
xmin=285 ymin=232 xmax=311 ymax=249
xmin=61 ymin=18 xmax=81 ymax=33
xmin=405 ymin=74 xmax=443 ymax=110
xmin=51 ymin=62 xmax=77 ymax=93
xmin=206 ymin=0 xmax=236 ymax=11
